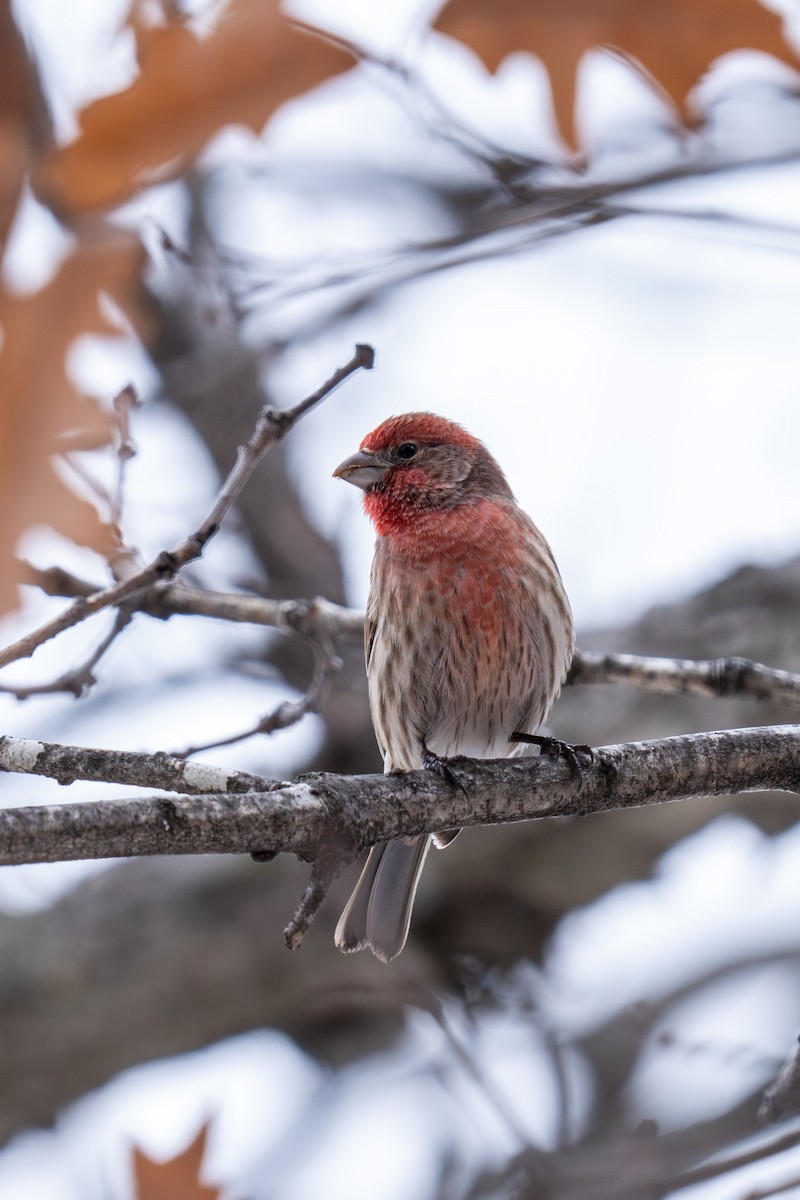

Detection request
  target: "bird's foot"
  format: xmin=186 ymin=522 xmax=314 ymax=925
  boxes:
xmin=510 ymin=732 xmax=594 ymax=788
xmin=421 ymin=744 xmax=469 ymax=794
xmin=421 ymin=744 xmax=466 ymax=847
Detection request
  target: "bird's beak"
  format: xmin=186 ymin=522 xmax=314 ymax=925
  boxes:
xmin=333 ymin=449 xmax=387 ymax=491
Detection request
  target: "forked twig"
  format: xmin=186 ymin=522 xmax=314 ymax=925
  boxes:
xmin=0 ymin=609 xmax=132 ymax=700
xmin=0 ymin=344 xmax=374 ymax=672
xmin=174 ymin=639 xmax=338 ymax=758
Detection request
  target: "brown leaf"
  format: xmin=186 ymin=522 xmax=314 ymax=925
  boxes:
xmin=0 ymin=230 xmax=146 ymax=615
xmin=37 ymin=0 xmax=355 ymax=215
xmin=433 ymin=0 xmax=799 ymax=150
xmin=0 ymin=0 xmax=52 ymax=254
xmin=132 ymin=1122 xmax=220 ymax=1200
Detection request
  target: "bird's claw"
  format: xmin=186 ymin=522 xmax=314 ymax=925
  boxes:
xmin=510 ymin=732 xmax=594 ymax=788
xmin=421 ymin=745 xmax=469 ymax=794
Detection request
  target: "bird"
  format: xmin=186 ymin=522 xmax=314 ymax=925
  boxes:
xmin=332 ymin=412 xmax=575 ymax=962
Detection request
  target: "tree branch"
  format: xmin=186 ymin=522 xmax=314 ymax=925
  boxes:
xmin=22 ymin=567 xmax=366 ymax=638
xmin=568 ymin=651 xmax=800 ymax=709
xmin=0 ymin=343 xmax=374 ymax=671
xmin=19 ymin=566 xmax=800 ymax=712
xmin=0 ymin=725 xmax=797 ymax=870
xmin=0 ymin=734 xmax=275 ymax=794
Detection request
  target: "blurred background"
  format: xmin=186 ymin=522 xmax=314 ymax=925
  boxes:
xmin=1 ymin=0 xmax=800 ymax=1196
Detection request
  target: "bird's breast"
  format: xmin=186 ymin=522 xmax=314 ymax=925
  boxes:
xmin=366 ymin=504 xmax=574 ymax=769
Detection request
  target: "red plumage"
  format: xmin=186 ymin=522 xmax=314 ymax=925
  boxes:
xmin=333 ymin=413 xmax=574 ymax=961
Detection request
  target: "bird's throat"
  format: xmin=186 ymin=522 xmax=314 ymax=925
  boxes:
xmin=362 ymin=486 xmax=429 ymax=538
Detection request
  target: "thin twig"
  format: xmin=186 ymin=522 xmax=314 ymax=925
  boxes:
xmin=0 ymin=344 xmax=374 ymax=672
xmin=0 ymin=609 xmax=132 ymax=700
xmin=224 ymin=137 xmax=800 ymax=319
xmin=230 ymin=133 xmax=800 ymax=353
xmin=56 ymin=385 xmax=143 ymax=583
xmin=431 ymin=1001 xmax=537 ymax=1150
xmin=174 ymin=639 xmax=338 ymax=757
xmin=173 ymin=696 xmax=312 ymax=758
xmin=110 ymin=383 xmax=139 ymax=535
xmin=667 ymin=1124 xmax=800 ymax=1193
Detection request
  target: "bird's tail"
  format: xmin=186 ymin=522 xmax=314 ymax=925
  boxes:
xmin=334 ymin=835 xmax=431 ymax=963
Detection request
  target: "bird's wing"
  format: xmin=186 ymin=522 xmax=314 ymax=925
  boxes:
xmin=364 ymin=596 xmax=392 ymax=762
xmin=365 ymin=606 xmax=377 ymax=671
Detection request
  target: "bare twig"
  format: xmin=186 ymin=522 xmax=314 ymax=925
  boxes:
xmin=173 ymin=695 xmax=313 ymax=758
xmin=175 ymin=638 xmax=338 ymax=757
xmin=0 ymin=344 xmax=374 ymax=672
xmin=431 ymin=1001 xmax=537 ymax=1150
xmin=20 ymin=563 xmax=96 ymax=599
xmin=110 ymin=382 xmax=139 ymax=534
xmin=0 ymin=609 xmax=132 ymax=700
xmin=224 ymin=138 xmax=800 ymax=332
xmin=342 ymin=44 xmax=800 ymax=217
xmin=56 ymin=385 xmax=143 ymax=584
xmin=667 ymin=1123 xmax=800 ymax=1193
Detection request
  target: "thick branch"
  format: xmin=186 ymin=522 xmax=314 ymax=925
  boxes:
xmin=0 ymin=725 xmax=797 ymax=868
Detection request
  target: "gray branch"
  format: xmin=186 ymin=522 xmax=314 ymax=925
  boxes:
xmin=1 ymin=726 xmax=797 ymax=872
xmin=569 ymin=651 xmax=800 ymax=710
xmin=0 ymin=734 xmax=275 ymax=794
xmin=19 ymin=565 xmax=800 ymax=711
xmin=23 ymin=565 xmax=365 ymax=639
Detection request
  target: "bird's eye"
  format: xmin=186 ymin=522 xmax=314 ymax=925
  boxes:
xmin=395 ymin=443 xmax=419 ymax=460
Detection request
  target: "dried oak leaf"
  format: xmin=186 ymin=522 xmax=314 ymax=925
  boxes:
xmin=0 ymin=0 xmax=52 ymax=255
xmin=38 ymin=0 xmax=355 ymax=215
xmin=0 ymin=230 xmax=146 ymax=615
xmin=132 ymin=1122 xmax=220 ymax=1200
xmin=433 ymin=0 xmax=799 ymax=150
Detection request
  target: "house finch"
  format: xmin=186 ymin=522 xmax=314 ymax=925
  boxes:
xmin=333 ymin=412 xmax=575 ymax=962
